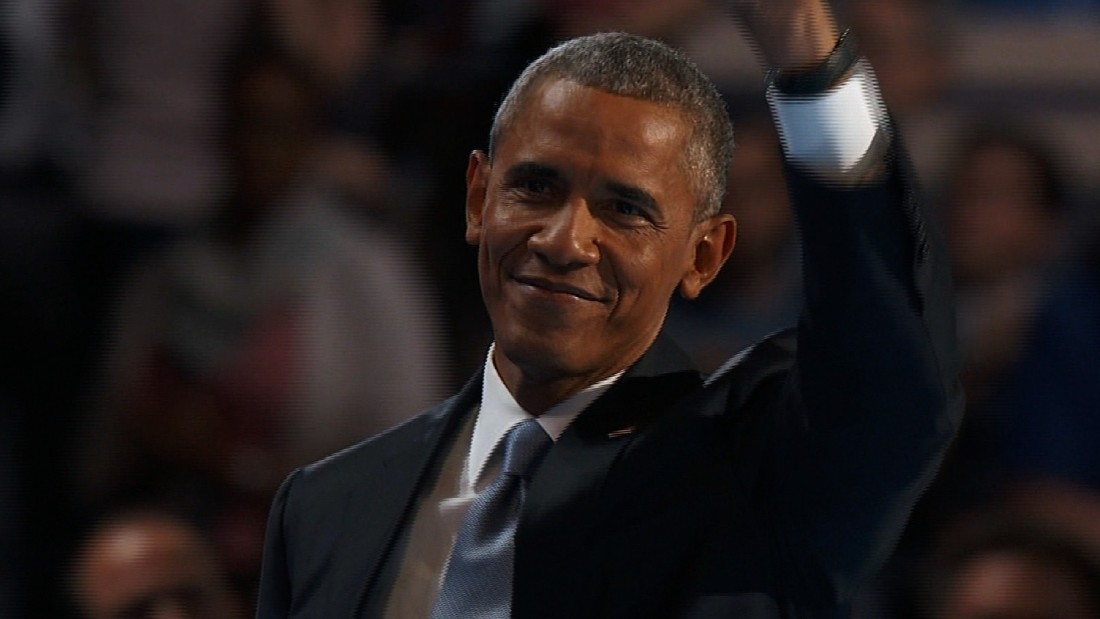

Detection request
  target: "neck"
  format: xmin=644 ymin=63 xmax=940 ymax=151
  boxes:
xmin=491 ymin=349 xmax=631 ymax=416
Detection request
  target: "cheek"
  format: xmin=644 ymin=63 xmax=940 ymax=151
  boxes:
xmin=611 ymin=245 xmax=682 ymax=311
xmin=479 ymin=217 xmax=535 ymax=280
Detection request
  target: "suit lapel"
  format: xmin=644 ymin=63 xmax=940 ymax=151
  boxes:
xmin=352 ymin=372 xmax=483 ymax=618
xmin=514 ymin=333 xmax=702 ymax=618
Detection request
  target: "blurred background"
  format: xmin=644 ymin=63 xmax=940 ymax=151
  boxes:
xmin=2 ymin=0 xmax=1099 ymax=616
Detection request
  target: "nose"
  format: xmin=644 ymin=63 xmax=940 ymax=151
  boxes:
xmin=527 ymin=198 xmax=600 ymax=268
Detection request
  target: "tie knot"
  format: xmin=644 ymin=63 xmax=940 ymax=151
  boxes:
xmin=501 ymin=419 xmax=552 ymax=478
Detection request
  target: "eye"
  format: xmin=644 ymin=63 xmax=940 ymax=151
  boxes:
xmin=522 ymin=178 xmax=552 ymax=195
xmin=508 ymin=176 xmax=558 ymax=202
xmin=612 ymin=200 xmax=645 ymax=218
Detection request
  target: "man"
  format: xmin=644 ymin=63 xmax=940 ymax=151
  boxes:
xmin=925 ymin=514 xmax=1100 ymax=619
xmin=257 ymin=0 xmax=963 ymax=616
xmin=72 ymin=510 xmax=242 ymax=619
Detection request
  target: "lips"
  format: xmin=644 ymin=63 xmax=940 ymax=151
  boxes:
xmin=512 ymin=274 xmax=606 ymax=303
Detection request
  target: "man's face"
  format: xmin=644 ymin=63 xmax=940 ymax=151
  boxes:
xmin=77 ymin=518 xmax=237 ymax=619
xmin=466 ymin=78 xmax=734 ymax=397
xmin=941 ymin=552 xmax=1097 ymax=619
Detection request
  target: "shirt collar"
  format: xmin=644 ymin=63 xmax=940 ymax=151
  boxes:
xmin=466 ymin=344 xmax=623 ymax=491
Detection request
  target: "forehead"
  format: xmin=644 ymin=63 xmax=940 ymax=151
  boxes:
xmin=498 ymin=79 xmax=693 ymax=182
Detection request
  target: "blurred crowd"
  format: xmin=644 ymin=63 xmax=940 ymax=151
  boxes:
xmin=2 ymin=0 xmax=1099 ymax=616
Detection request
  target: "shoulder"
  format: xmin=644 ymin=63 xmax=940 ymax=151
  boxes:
xmin=703 ymin=328 xmax=797 ymax=404
xmin=280 ymin=369 xmax=481 ymax=504
xmin=282 ymin=397 xmax=458 ymax=505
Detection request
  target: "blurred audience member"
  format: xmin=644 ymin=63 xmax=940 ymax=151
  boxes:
xmin=263 ymin=0 xmax=381 ymax=91
xmin=920 ymin=513 xmax=1100 ymax=619
xmin=72 ymin=509 xmax=242 ymax=619
xmin=846 ymin=0 xmax=951 ymax=121
xmin=869 ymin=122 xmax=1075 ymax=617
xmin=923 ymin=121 xmax=1069 ymax=508
xmin=844 ymin=0 xmax=967 ymax=189
xmin=944 ymin=123 xmax=1069 ymax=409
xmin=71 ymin=0 xmax=253 ymax=439
xmin=260 ymin=0 xmax=408 ymax=227
xmin=80 ymin=40 xmax=445 ymax=599
xmin=81 ymin=0 xmax=248 ymax=225
xmin=666 ymin=114 xmax=800 ymax=372
xmin=65 ymin=12 xmax=256 ymax=598
xmin=995 ymin=218 xmax=1100 ymax=495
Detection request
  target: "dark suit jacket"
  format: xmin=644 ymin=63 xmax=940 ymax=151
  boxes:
xmin=256 ymin=159 xmax=963 ymax=618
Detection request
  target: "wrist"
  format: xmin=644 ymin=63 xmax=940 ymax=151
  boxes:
xmin=768 ymin=29 xmax=859 ymax=96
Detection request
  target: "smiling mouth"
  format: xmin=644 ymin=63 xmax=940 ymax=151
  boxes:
xmin=513 ymin=275 xmax=605 ymax=302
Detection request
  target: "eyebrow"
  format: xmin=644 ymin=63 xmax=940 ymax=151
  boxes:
xmin=503 ymin=162 xmax=562 ymax=184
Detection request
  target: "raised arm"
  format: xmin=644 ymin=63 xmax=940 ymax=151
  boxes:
xmin=721 ymin=0 xmax=964 ymax=605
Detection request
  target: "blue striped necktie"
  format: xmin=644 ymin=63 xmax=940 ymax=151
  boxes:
xmin=431 ymin=419 xmax=553 ymax=618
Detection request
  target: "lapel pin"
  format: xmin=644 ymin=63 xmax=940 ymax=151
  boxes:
xmin=607 ymin=426 xmax=636 ymax=438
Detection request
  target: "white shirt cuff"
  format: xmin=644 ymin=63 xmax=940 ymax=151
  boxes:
xmin=766 ymin=66 xmax=886 ymax=173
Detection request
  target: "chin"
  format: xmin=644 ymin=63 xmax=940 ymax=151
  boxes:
xmin=495 ymin=328 xmax=594 ymax=380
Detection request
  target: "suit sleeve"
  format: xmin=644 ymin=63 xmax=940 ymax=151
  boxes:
xmin=256 ymin=469 xmax=302 ymax=618
xmin=761 ymin=140 xmax=964 ymax=602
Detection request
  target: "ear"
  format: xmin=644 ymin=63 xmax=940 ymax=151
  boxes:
xmin=465 ymin=150 xmax=491 ymax=246
xmin=678 ymin=214 xmax=736 ymax=300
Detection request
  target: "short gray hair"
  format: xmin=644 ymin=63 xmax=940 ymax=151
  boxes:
xmin=489 ymin=32 xmax=734 ymax=221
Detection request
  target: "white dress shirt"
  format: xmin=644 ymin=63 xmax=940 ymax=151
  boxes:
xmin=468 ymin=345 xmax=621 ymax=487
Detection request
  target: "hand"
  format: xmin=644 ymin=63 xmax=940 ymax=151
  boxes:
xmin=719 ymin=0 xmax=840 ymax=71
